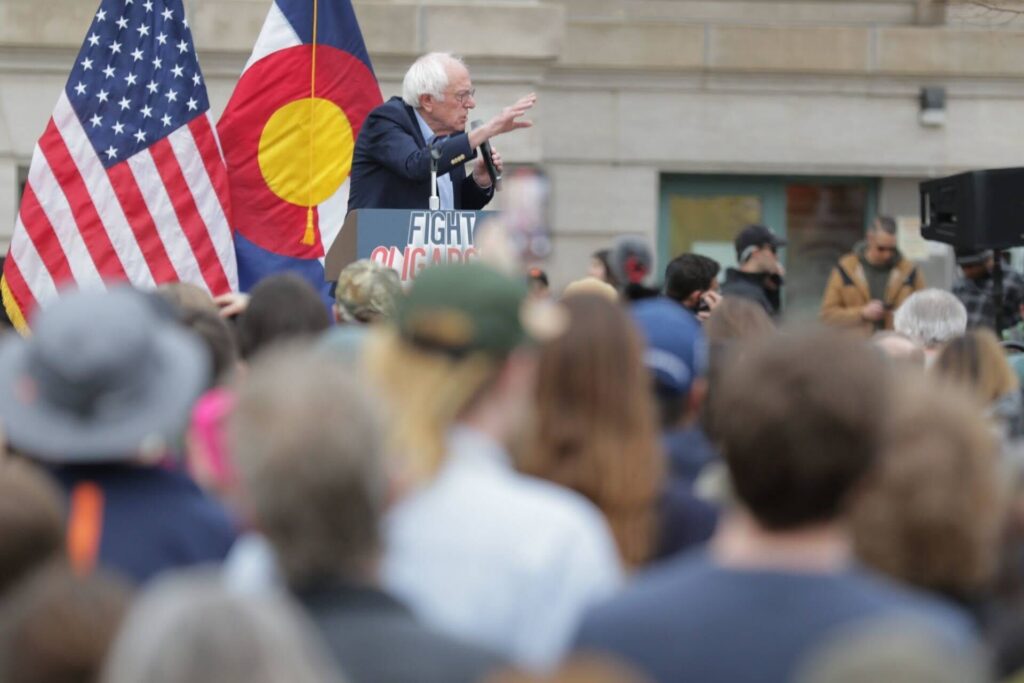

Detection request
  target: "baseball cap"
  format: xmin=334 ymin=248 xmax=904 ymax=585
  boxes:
xmin=954 ymin=248 xmax=991 ymax=268
xmin=631 ymin=297 xmax=707 ymax=397
xmin=397 ymin=262 xmax=564 ymax=358
xmin=735 ymin=225 xmax=787 ymax=263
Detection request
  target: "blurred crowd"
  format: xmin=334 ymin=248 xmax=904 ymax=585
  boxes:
xmin=2 ymin=216 xmax=1024 ymax=683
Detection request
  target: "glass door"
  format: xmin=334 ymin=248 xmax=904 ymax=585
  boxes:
xmin=660 ymin=175 xmax=878 ymax=321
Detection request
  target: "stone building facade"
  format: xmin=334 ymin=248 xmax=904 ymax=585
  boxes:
xmin=2 ymin=0 xmax=1024 ymax=314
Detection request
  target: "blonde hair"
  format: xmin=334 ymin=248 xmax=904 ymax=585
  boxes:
xmin=561 ymin=277 xmax=618 ymax=302
xmin=363 ymin=328 xmax=500 ymax=482
xmin=157 ymin=282 xmax=217 ymax=314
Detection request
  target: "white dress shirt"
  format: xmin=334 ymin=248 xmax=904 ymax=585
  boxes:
xmin=414 ymin=110 xmax=455 ymax=210
xmin=384 ymin=426 xmax=624 ymax=671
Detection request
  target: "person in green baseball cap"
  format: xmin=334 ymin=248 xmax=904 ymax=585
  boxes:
xmin=367 ymin=261 xmax=562 ymax=475
xmin=365 ymin=261 xmax=623 ymax=670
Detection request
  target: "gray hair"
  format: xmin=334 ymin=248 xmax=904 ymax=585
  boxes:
xmin=869 ymin=215 xmax=897 ymax=235
xmin=102 ymin=571 xmax=342 ymax=683
xmin=893 ymin=289 xmax=967 ymax=349
xmin=230 ymin=343 xmax=386 ymax=589
xmin=401 ymin=52 xmax=463 ymax=108
xmin=796 ymin=618 xmax=987 ymax=683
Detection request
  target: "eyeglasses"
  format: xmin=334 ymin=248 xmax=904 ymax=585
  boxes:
xmin=453 ymin=88 xmax=476 ymax=105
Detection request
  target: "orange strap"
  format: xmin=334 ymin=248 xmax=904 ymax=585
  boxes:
xmin=66 ymin=482 xmax=104 ymax=575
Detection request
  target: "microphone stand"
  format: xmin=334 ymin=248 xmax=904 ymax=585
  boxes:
xmin=429 ymin=140 xmax=443 ymax=211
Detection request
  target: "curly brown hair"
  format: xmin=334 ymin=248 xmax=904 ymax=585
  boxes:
xmin=519 ymin=294 xmax=663 ymax=568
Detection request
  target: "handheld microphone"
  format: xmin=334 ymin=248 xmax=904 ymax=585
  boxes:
xmin=470 ymin=120 xmax=501 ymax=191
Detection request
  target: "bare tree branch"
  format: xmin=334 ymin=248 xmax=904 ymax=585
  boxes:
xmin=958 ymin=0 xmax=1024 ymax=13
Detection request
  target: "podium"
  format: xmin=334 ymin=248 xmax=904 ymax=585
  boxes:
xmin=325 ymin=209 xmax=498 ymax=282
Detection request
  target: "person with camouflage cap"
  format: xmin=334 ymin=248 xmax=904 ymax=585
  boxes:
xmin=333 ymin=260 xmax=405 ymax=325
xmin=321 ymin=260 xmax=405 ymax=363
xmin=365 ymin=262 xmax=623 ymax=671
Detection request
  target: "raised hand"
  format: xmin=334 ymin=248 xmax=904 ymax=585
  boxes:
xmin=489 ymin=93 xmax=536 ymax=136
xmin=468 ymin=93 xmax=537 ymax=150
xmin=213 ymin=292 xmax=250 ymax=319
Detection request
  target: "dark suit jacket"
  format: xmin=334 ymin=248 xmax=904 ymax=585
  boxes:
xmin=348 ymin=97 xmax=494 ymax=211
xmin=298 ymin=582 xmax=506 ymax=683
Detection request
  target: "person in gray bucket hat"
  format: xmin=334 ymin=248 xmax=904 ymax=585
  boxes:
xmin=0 ymin=287 xmax=237 ymax=583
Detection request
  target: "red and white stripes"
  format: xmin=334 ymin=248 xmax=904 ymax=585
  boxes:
xmin=3 ymin=93 xmax=237 ymax=330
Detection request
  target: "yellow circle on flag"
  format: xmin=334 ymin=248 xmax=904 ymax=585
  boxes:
xmin=258 ymin=97 xmax=353 ymax=207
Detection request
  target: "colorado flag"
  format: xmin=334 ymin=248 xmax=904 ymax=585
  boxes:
xmin=217 ymin=0 xmax=382 ymax=293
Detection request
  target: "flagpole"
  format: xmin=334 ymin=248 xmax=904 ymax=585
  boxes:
xmin=303 ymin=0 xmax=319 ymax=247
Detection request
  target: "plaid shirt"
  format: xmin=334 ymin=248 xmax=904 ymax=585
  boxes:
xmin=952 ymin=269 xmax=1024 ymax=331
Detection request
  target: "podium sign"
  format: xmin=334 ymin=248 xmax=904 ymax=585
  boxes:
xmin=325 ymin=209 xmax=497 ymax=282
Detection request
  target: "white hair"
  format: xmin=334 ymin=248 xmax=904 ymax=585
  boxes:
xmin=893 ymin=289 xmax=967 ymax=349
xmin=401 ymin=52 xmax=464 ymax=108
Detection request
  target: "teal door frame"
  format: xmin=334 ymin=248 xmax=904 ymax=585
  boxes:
xmin=658 ymin=174 xmax=880 ymax=271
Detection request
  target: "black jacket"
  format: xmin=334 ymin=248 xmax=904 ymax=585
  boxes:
xmin=720 ymin=268 xmax=782 ymax=317
xmin=348 ymin=97 xmax=493 ymax=211
xmin=298 ymin=582 xmax=505 ymax=683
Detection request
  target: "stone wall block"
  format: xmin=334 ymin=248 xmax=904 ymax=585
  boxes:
xmin=422 ymin=4 xmax=565 ymax=60
xmin=710 ymin=25 xmax=871 ymax=73
xmin=560 ymin=22 xmax=704 ymax=69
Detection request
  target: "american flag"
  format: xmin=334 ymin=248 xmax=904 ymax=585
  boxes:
xmin=2 ymin=0 xmax=238 ymax=330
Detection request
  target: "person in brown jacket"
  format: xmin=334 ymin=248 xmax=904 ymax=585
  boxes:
xmin=820 ymin=216 xmax=925 ymax=335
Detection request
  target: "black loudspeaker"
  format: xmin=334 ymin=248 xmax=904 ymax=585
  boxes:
xmin=920 ymin=167 xmax=1024 ymax=249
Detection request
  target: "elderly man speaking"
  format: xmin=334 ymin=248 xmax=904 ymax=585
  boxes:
xmin=348 ymin=53 xmax=536 ymax=211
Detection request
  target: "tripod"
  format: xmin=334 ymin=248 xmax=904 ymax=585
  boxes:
xmin=994 ymin=249 xmax=1006 ymax=337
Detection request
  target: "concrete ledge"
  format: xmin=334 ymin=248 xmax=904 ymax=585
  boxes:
xmin=0 ymin=0 xmax=97 ymax=47
xmin=711 ymin=25 xmax=871 ymax=73
xmin=560 ymin=22 xmax=704 ymax=69
xmin=423 ymin=4 xmax=565 ymax=59
xmin=0 ymin=0 xmax=270 ymax=51
xmin=0 ymin=1 xmax=561 ymax=62
xmin=567 ymin=0 xmax=919 ymax=25
xmin=630 ymin=1 xmax=917 ymax=25
xmin=877 ymin=27 xmax=1024 ymax=76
